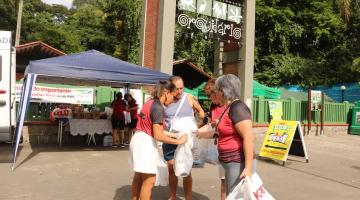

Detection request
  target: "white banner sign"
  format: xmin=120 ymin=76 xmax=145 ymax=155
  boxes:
xmin=16 ymin=84 xmax=94 ymax=104
xmin=310 ymin=90 xmax=322 ymax=111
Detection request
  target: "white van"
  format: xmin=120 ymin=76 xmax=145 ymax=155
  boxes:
xmin=0 ymin=31 xmax=16 ymax=142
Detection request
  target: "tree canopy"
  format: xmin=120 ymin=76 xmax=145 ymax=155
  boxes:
xmin=0 ymin=0 xmax=359 ymax=88
xmin=255 ymin=0 xmax=360 ymax=87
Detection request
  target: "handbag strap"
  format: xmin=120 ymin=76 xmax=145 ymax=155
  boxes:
xmin=213 ymin=99 xmax=240 ymax=144
xmin=170 ymin=93 xmax=188 ymax=131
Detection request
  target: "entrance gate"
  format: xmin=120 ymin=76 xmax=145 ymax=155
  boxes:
xmin=139 ymin=0 xmax=255 ymax=107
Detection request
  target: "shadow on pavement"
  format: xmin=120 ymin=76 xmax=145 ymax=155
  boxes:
xmin=114 ymin=185 xmax=210 ymax=200
xmin=0 ymin=143 xmax=21 ymax=164
xmin=2 ymin=143 xmax=129 ymax=169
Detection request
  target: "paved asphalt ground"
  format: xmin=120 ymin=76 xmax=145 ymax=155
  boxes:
xmin=1 ymin=132 xmax=359 ymax=200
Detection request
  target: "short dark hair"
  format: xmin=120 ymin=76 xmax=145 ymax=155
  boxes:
xmin=152 ymin=80 xmax=176 ymax=99
xmin=124 ymin=93 xmax=131 ymax=100
xmin=124 ymin=93 xmax=136 ymax=104
xmin=116 ymin=92 xmax=123 ymax=99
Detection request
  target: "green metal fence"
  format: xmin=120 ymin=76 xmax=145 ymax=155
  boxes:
xmin=23 ymin=96 xmax=353 ymax=124
xmin=252 ymin=96 xmax=353 ymax=124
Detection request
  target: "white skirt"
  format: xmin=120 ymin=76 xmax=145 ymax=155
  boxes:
xmin=129 ymin=131 xmax=158 ymax=174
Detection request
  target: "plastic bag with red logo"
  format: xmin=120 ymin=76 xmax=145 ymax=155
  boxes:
xmin=226 ymin=173 xmax=275 ymax=200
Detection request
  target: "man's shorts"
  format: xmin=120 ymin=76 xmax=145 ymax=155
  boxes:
xmin=112 ymin=118 xmax=125 ymax=130
xmin=162 ymin=143 xmax=178 ymax=161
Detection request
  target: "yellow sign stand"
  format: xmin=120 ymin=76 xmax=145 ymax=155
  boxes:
xmin=259 ymin=120 xmax=309 ymax=165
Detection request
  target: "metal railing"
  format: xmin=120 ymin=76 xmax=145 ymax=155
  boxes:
xmin=252 ymin=96 xmax=353 ymax=124
xmin=22 ymin=96 xmax=354 ymax=124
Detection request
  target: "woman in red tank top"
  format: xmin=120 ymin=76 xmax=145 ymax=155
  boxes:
xmin=130 ymin=80 xmax=187 ymax=200
xmin=196 ymin=75 xmax=256 ymax=197
xmin=214 ymin=74 xmax=256 ymax=196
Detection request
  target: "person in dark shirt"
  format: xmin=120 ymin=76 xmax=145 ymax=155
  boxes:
xmin=130 ymin=80 xmax=188 ymax=200
xmin=124 ymin=93 xmax=138 ymax=144
xmin=111 ymin=92 xmax=126 ymax=147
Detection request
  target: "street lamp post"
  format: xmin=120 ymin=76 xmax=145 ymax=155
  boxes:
xmin=340 ymin=85 xmax=346 ymax=102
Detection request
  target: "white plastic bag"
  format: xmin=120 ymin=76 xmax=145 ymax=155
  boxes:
xmin=194 ymin=124 xmax=219 ymax=165
xmin=226 ymin=173 xmax=275 ymax=200
xmin=192 ymin=135 xmax=205 ymax=166
xmin=170 ymin=116 xmax=198 ymax=133
xmin=226 ymin=179 xmax=246 ymax=200
xmin=192 ymin=124 xmax=208 ymax=166
xmin=169 ymin=96 xmax=197 ymax=176
xmin=124 ymin=111 xmax=131 ymax=124
xmin=174 ymin=132 xmax=194 ymax=177
xmin=105 ymin=107 xmax=113 ymax=119
xmin=155 ymin=156 xmax=169 ymax=186
xmin=203 ymin=140 xmax=219 ymax=165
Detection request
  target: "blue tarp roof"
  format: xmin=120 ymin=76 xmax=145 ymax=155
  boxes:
xmin=25 ymin=50 xmax=170 ymax=85
xmin=314 ymin=83 xmax=359 ymax=103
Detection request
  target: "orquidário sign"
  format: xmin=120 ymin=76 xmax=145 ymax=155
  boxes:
xmin=178 ymin=14 xmax=241 ymax=39
xmin=177 ymin=0 xmax=242 ymax=40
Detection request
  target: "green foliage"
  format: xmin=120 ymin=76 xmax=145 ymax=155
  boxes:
xmin=65 ymin=4 xmax=110 ymax=53
xmin=0 ymin=0 xmax=16 ymax=32
xmin=255 ymin=54 xmax=314 ymax=87
xmin=174 ymin=19 xmax=215 ymax=73
xmin=1 ymin=0 xmax=359 ymax=88
xmin=255 ymin=4 xmax=304 ymax=55
xmin=72 ymin=0 xmax=100 ymax=9
xmin=21 ymin=0 xmax=83 ymax=52
xmin=103 ymin=0 xmax=142 ymax=64
xmin=255 ymin=0 xmax=360 ymax=88
xmin=352 ymin=57 xmax=360 ymax=72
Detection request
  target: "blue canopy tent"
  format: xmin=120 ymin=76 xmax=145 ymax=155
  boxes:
xmin=13 ymin=50 xmax=170 ymax=170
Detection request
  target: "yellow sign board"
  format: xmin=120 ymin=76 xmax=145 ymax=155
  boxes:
xmin=259 ymin=120 xmax=307 ymax=162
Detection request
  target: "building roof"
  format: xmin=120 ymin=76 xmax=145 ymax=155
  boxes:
xmin=16 ymin=41 xmax=66 ymax=73
xmin=173 ymin=59 xmax=211 ymax=89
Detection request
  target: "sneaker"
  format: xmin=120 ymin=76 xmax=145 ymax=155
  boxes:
xmin=124 ymin=141 xmax=129 ymax=146
xmin=112 ymin=144 xmax=118 ymax=148
xmin=119 ymin=144 xmax=126 ymax=148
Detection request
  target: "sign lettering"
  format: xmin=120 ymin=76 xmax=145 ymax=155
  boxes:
xmin=16 ymin=84 xmax=94 ymax=105
xmin=178 ymin=14 xmax=241 ymax=39
xmin=259 ymin=120 xmax=309 ymax=163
